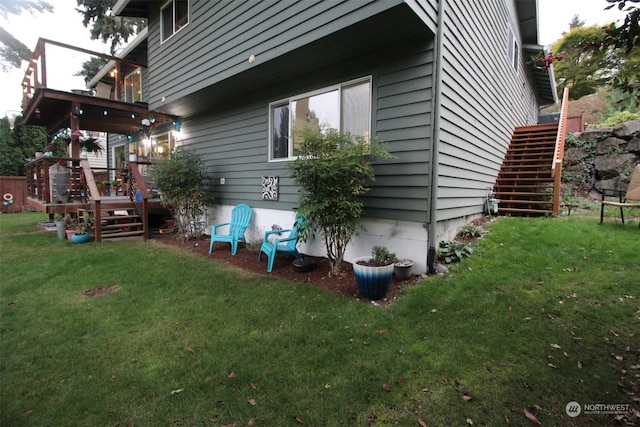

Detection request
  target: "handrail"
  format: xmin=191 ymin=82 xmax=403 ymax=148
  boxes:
xmin=551 ymin=88 xmax=570 ymax=215
xmin=21 ymin=37 xmax=148 ymax=109
xmin=80 ymin=159 xmax=102 ymax=242
xmin=128 ymin=161 xmax=150 ymax=239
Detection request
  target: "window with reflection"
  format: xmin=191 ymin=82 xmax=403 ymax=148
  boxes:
xmin=269 ymin=78 xmax=371 ymax=161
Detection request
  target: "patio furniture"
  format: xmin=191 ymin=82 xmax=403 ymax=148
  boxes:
xmin=259 ymin=215 xmax=305 ymax=272
xmin=600 ymin=164 xmax=640 ymax=228
xmin=209 ymin=204 xmax=253 ymax=255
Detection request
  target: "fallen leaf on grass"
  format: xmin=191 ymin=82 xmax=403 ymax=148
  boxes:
xmin=548 ymin=363 xmax=559 ymax=369
xmin=22 ymin=410 xmax=33 ymax=418
xmin=613 ymin=354 xmax=624 ymax=361
xmin=466 ymin=418 xmax=474 ymax=425
xmin=524 ymin=408 xmax=541 ymax=424
xmin=248 ymin=399 xmax=256 ymax=406
xmin=550 ymin=344 xmax=561 ymax=349
xmin=248 ymin=417 xmax=255 ymax=425
xmin=418 ymin=418 xmax=428 ymax=427
xmin=382 ymin=383 xmax=392 ymax=392
xmin=251 ymin=382 xmax=257 ymax=389
xmin=294 ymin=416 xmax=304 ymax=424
xmin=170 ymin=389 xmax=184 ymax=395
xmin=228 ymin=371 xmax=235 ymax=378
xmin=186 ymin=347 xmax=194 ymax=353
xmin=463 ymin=393 xmax=473 ymax=401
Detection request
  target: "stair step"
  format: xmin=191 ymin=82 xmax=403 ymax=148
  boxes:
xmin=99 ymin=230 xmax=145 ymax=239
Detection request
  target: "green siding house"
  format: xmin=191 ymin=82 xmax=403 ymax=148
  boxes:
xmin=109 ymin=0 xmax=556 ymax=274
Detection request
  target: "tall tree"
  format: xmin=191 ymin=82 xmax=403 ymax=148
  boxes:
xmin=552 ymin=25 xmax=616 ymax=100
xmin=76 ymin=0 xmax=146 ymax=55
xmin=0 ymin=115 xmax=47 ymax=176
xmin=568 ymin=14 xmax=585 ymax=31
xmin=0 ymin=0 xmax=53 ymax=71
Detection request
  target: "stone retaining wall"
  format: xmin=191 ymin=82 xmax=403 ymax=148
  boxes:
xmin=564 ymin=120 xmax=640 ymax=192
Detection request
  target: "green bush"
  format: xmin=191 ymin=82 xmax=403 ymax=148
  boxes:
xmin=151 ymin=148 xmax=213 ymax=239
xmin=438 ymin=240 xmax=474 ymax=264
xmin=289 ymin=124 xmax=392 ymax=276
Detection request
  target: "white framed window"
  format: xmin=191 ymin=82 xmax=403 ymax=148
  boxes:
xmin=141 ymin=131 xmax=177 ymax=159
xmin=507 ymin=23 xmax=520 ymax=72
xmin=161 ymin=0 xmax=189 ymax=43
xmin=124 ymin=68 xmax=142 ymax=102
xmin=269 ymin=77 xmax=372 ymax=161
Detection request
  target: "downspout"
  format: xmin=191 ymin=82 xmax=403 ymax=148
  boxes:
xmin=427 ymin=0 xmax=446 ymax=274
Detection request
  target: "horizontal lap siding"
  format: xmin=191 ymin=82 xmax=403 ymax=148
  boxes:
xmin=437 ymin=0 xmax=538 ymax=221
xmin=368 ymin=43 xmax=433 ymax=223
xmin=183 ymin=104 xmax=298 ymax=208
xmin=178 ymin=40 xmax=434 ymax=222
xmin=146 ymin=0 xmax=404 ymax=111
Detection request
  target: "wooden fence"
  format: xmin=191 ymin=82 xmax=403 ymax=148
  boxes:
xmin=0 ymin=176 xmax=27 ymax=213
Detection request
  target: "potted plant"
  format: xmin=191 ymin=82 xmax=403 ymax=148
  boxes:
xmin=70 ymin=221 xmax=90 ymax=244
xmin=352 ymin=246 xmax=398 ymax=300
xmin=64 ymin=215 xmax=77 ymax=240
xmin=393 ymin=258 xmax=415 ymax=281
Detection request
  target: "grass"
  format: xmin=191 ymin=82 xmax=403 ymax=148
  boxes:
xmin=1 ymin=212 xmax=638 ymax=426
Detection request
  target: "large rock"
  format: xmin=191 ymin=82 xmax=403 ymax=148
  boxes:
xmin=628 ymin=137 xmax=640 ymax=154
xmin=613 ymin=120 xmax=640 ymax=137
xmin=564 ymin=147 xmax=588 ymax=165
xmin=577 ymin=128 xmax=612 ymax=141
xmin=594 ymin=153 xmax=638 ymax=179
xmin=596 ymin=137 xmax=627 ymax=155
xmin=597 ymin=176 xmax=632 ymax=193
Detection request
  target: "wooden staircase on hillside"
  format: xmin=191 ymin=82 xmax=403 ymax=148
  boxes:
xmin=494 ymin=123 xmax=560 ymax=216
xmin=494 ymin=89 xmax=570 ymax=217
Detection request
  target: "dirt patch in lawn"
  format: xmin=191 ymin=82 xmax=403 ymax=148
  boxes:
xmin=82 ymin=285 xmax=121 ymax=297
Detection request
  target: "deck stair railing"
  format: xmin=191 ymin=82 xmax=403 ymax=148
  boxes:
xmin=493 ymin=88 xmax=569 ymax=216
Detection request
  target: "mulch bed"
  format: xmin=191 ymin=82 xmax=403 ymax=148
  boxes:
xmin=155 ymin=234 xmax=423 ymax=306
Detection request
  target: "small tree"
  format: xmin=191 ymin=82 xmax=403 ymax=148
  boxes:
xmin=289 ymin=125 xmax=391 ymax=277
xmin=151 ymin=148 xmax=213 ymax=240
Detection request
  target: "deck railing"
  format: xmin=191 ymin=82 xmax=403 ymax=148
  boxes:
xmin=22 ymin=38 xmax=147 ymax=108
xmin=551 ymin=88 xmax=570 ymax=215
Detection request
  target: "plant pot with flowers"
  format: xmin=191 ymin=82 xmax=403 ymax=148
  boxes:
xmin=352 ymin=246 xmax=398 ymax=300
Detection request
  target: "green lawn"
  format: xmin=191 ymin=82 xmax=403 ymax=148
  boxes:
xmin=1 ymin=212 xmax=638 ymax=426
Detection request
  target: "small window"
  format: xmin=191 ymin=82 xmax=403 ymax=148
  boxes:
xmin=161 ymin=0 xmax=189 ymax=42
xmin=142 ymin=132 xmax=177 ymax=159
xmin=124 ymin=69 xmax=142 ymax=102
xmin=269 ymin=78 xmax=371 ymax=161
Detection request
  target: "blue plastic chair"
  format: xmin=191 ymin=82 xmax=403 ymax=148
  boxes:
xmin=259 ymin=215 xmax=305 ymax=272
xmin=209 ymin=204 xmax=253 ymax=255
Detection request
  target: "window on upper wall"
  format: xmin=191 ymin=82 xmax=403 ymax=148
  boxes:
xmin=268 ymin=78 xmax=372 ymax=161
xmin=124 ymin=69 xmax=142 ymax=102
xmin=507 ymin=23 xmax=520 ymax=72
xmin=161 ymin=0 xmax=189 ymax=42
xmin=142 ymin=131 xmax=177 ymax=159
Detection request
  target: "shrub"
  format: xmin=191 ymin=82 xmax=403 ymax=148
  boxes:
xmin=457 ymin=223 xmax=484 ymax=239
xmin=438 ymin=240 xmax=474 ymax=264
xmin=151 ymin=148 xmax=213 ymax=239
xmin=289 ymin=124 xmax=392 ymax=276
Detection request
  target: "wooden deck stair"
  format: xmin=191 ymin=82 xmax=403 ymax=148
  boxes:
xmin=494 ymin=123 xmax=560 ymax=216
xmin=83 ymin=201 xmax=145 ymax=240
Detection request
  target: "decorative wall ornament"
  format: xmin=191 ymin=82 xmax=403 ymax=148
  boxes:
xmin=262 ymin=176 xmax=279 ymax=200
